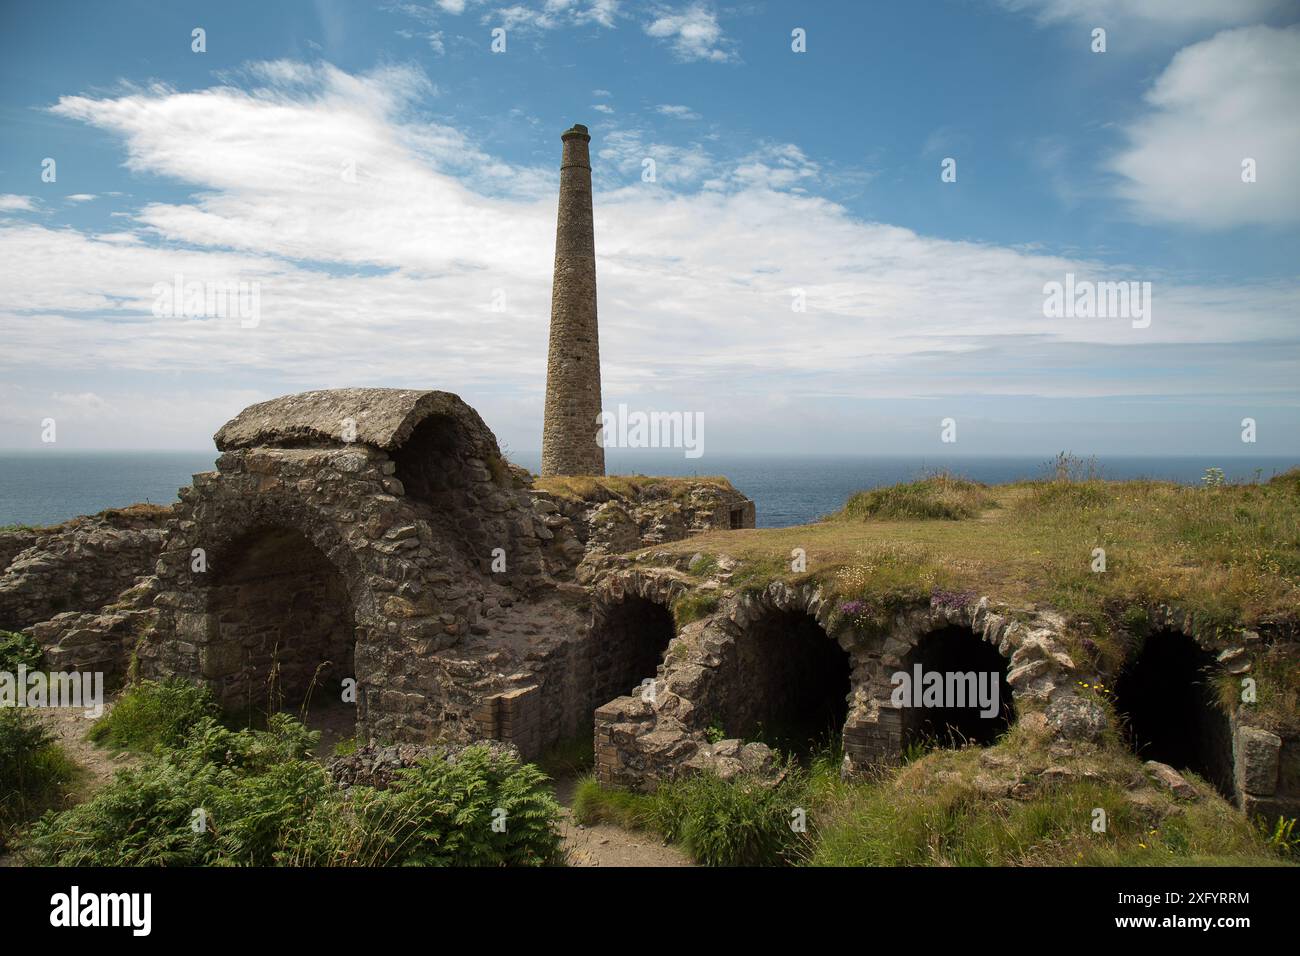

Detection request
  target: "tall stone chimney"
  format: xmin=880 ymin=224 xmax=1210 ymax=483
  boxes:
xmin=541 ymin=123 xmax=605 ymax=477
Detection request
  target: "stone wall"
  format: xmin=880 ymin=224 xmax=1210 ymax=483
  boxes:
xmin=0 ymin=505 xmax=171 ymax=633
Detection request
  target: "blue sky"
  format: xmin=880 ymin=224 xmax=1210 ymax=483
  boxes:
xmin=0 ymin=0 xmax=1297 ymax=459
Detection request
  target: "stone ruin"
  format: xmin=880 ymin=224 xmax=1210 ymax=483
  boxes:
xmin=4 ymin=384 xmax=1295 ymax=821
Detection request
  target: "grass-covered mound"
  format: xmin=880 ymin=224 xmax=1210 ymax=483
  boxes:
xmin=87 ymin=677 xmax=221 ymax=752
xmin=651 ymin=464 xmax=1300 ymax=716
xmin=26 ymin=681 xmax=564 ymax=867
xmin=574 ymin=721 xmax=1296 ymax=868
xmin=0 ymin=709 xmax=77 ymax=851
xmin=837 ymin=473 xmax=992 ymax=521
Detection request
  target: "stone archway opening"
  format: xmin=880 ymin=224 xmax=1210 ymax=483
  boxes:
xmin=591 ymin=596 xmax=676 ymax=708
xmin=206 ymin=525 xmax=357 ymax=739
xmin=1113 ymin=629 xmax=1233 ymax=798
xmin=393 ymin=413 xmax=468 ymax=505
xmin=725 ymin=608 xmax=851 ymax=759
xmin=899 ymin=626 xmax=1014 ymax=751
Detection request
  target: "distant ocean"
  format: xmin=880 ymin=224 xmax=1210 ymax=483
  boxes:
xmin=1 ymin=450 xmax=1295 ymax=530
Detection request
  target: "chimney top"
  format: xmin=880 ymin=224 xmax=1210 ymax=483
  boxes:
xmin=561 ymin=123 xmax=590 ymax=141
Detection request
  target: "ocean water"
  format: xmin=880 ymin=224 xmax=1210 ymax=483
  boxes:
xmin=2 ymin=450 xmax=1295 ymax=530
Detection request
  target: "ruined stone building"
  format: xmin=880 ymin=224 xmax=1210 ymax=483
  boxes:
xmin=1 ymin=123 xmax=1294 ymax=820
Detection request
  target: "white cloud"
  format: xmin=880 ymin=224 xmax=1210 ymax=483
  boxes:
xmin=3 ymin=60 xmax=1296 ymax=454
xmin=592 ymin=88 xmax=612 ymax=97
xmin=488 ymin=0 xmax=620 ymax=31
xmin=996 ymin=0 xmax=1290 ymax=28
xmin=65 ymin=193 xmax=97 ymax=203
xmin=1109 ymin=25 xmax=1300 ymax=228
xmin=655 ymin=104 xmax=700 ymax=120
xmin=0 ymin=194 xmax=38 ymax=212
xmin=591 ymin=103 xmax=614 ymax=114
xmin=644 ymin=3 xmax=735 ymax=62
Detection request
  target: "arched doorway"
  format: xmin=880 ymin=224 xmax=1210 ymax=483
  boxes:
xmin=205 ymin=525 xmax=357 ymax=740
xmin=726 ymin=608 xmax=851 ymax=758
xmin=898 ymin=626 xmax=1014 ymax=751
xmin=591 ymin=596 xmax=676 ymax=708
xmin=1113 ymin=629 xmax=1233 ymax=798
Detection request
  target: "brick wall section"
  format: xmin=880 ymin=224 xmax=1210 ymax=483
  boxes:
xmin=541 ymin=124 xmax=605 ymax=477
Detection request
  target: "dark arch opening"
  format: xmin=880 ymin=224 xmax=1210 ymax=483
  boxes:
xmin=206 ymin=525 xmax=356 ymax=742
xmin=393 ymin=414 xmax=468 ymax=505
xmin=725 ymin=608 xmax=851 ymax=758
xmin=591 ymin=596 xmax=676 ymax=708
xmin=1113 ymin=629 xmax=1233 ymax=798
xmin=899 ymin=627 xmax=1014 ymax=751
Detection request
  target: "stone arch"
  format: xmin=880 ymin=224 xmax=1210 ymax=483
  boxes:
xmin=723 ymin=603 xmax=852 ymax=757
xmin=392 ymin=412 xmax=474 ymax=504
xmin=187 ymin=500 xmax=379 ymax=728
xmin=590 ymin=593 xmax=678 ymax=710
xmin=897 ymin=625 xmax=1015 ymax=751
xmin=1113 ymin=628 xmax=1234 ymax=798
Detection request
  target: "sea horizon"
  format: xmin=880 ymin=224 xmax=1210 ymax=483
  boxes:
xmin=3 ymin=449 xmax=1295 ymax=530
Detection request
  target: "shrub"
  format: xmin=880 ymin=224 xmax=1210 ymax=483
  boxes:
xmin=0 ymin=708 xmax=75 ymax=850
xmin=361 ymin=745 xmax=564 ymax=867
xmin=30 ymin=719 xmax=563 ymax=868
xmin=0 ymin=629 xmax=41 ymax=672
xmin=88 ymin=678 xmax=219 ymax=752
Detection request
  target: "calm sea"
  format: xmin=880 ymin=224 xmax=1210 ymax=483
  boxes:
xmin=1 ymin=450 xmax=1295 ymax=529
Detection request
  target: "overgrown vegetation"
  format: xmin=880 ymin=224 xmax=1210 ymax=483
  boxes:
xmin=574 ymin=725 xmax=1293 ymax=868
xmin=0 ymin=709 xmax=76 ymax=851
xmin=837 ymin=473 xmax=992 ymax=521
xmin=635 ymin=462 xmax=1300 ymax=722
xmin=0 ymin=629 xmax=42 ymax=672
xmin=87 ymin=678 xmax=220 ymax=752
xmin=28 ymin=682 xmax=564 ymax=867
xmin=573 ymin=763 xmax=809 ymax=866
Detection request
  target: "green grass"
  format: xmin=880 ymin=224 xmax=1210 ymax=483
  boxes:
xmin=87 ymin=678 xmax=221 ymax=752
xmin=0 ymin=708 xmax=78 ymax=851
xmin=672 ymin=590 xmax=719 ymax=626
xmin=629 ymin=467 xmax=1300 ymax=724
xmin=573 ymin=727 xmax=1292 ymax=868
xmin=837 ymin=473 xmax=992 ymax=521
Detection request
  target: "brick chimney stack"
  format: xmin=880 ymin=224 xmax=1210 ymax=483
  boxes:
xmin=541 ymin=123 xmax=605 ymax=477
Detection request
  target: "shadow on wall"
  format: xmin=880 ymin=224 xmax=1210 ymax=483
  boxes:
xmin=898 ymin=626 xmax=1015 ymax=752
xmin=1113 ymin=629 xmax=1234 ymax=799
xmin=591 ymin=596 xmax=676 ymax=710
xmin=723 ymin=608 xmax=851 ymax=758
xmin=205 ymin=524 xmax=357 ymax=727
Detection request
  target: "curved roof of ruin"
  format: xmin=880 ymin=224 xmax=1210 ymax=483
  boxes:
xmin=214 ymin=388 xmax=500 ymax=456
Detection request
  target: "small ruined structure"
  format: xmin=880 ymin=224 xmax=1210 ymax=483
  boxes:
xmin=541 ymin=123 xmax=605 ymax=477
xmin=18 ymin=386 xmax=755 ymax=757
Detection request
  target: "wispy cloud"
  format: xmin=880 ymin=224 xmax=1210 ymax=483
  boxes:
xmin=644 ymin=3 xmax=736 ymax=62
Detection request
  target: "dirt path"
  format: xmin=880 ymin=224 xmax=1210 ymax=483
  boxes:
xmin=0 ymin=701 xmax=139 ymax=867
xmin=551 ymin=774 xmax=693 ymax=868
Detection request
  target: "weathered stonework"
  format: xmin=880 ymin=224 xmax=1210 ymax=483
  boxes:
xmin=541 ymin=123 xmax=604 ymax=477
xmin=0 ymin=505 xmax=171 ymax=632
